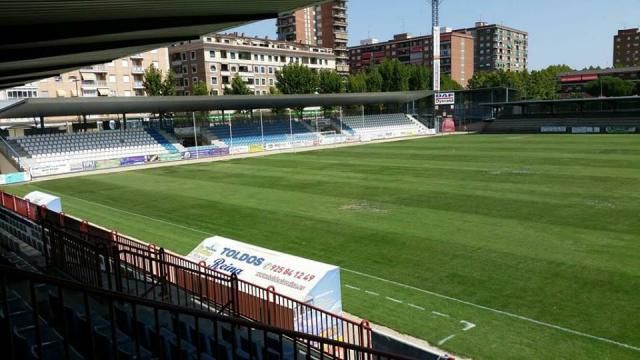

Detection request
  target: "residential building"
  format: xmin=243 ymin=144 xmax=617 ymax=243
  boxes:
xmin=348 ymin=30 xmax=474 ymax=88
xmin=557 ymin=66 xmax=640 ymax=95
xmin=168 ymin=33 xmax=336 ymax=96
xmin=456 ymin=22 xmax=528 ymax=72
xmin=277 ymin=0 xmax=349 ymax=74
xmin=614 ymin=28 xmax=640 ymax=67
xmin=0 ymin=49 xmax=169 ymax=100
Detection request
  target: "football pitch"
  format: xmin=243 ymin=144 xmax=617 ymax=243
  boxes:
xmin=5 ymin=134 xmax=640 ymax=359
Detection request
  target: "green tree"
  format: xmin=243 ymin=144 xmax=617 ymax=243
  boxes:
xmin=142 ymin=66 xmax=164 ymax=96
xmin=161 ymin=70 xmax=176 ymax=96
xmin=346 ymin=73 xmax=368 ymax=93
xmin=223 ymin=74 xmax=252 ymax=95
xmin=467 ymin=65 xmax=572 ymax=100
xmin=584 ymin=76 xmax=635 ymax=97
xmin=441 ymin=74 xmax=464 ymax=91
xmin=192 ymin=81 xmax=209 ymax=96
xmin=635 ymin=81 xmax=640 ymax=95
xmin=408 ymin=65 xmax=430 ymax=91
xmin=366 ymin=68 xmax=383 ymax=92
xmin=376 ymin=59 xmax=410 ymax=91
xmin=317 ymin=69 xmax=343 ymax=93
xmin=275 ymin=63 xmax=319 ymax=94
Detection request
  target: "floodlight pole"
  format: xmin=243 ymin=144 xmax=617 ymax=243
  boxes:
xmin=361 ymin=105 xmax=365 ymax=129
xmin=192 ymin=111 xmax=199 ymax=159
xmin=226 ymin=110 xmax=233 ymax=148
xmin=289 ymin=109 xmax=293 ymax=145
xmin=260 ymin=109 xmax=264 ymax=148
xmin=339 ymin=106 xmax=343 ymax=133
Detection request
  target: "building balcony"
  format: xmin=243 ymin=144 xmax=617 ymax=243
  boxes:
xmin=333 ymin=20 xmax=347 ymax=27
xmin=81 ymin=80 xmax=107 ymax=88
xmin=80 ymin=65 xmax=107 ymax=73
xmin=335 ymin=32 xmax=348 ymax=41
xmin=171 ymin=60 xmax=183 ymax=66
xmin=133 ymin=81 xmax=145 ymax=89
xmin=333 ymin=2 xmax=346 ymax=10
xmin=131 ymin=66 xmax=145 ymax=74
xmin=336 ymin=64 xmax=350 ymax=73
xmin=130 ymin=53 xmax=144 ymax=59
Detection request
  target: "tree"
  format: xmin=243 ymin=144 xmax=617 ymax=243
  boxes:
xmin=441 ymin=74 xmax=463 ymax=91
xmin=366 ymin=68 xmax=383 ymax=92
xmin=376 ymin=59 xmax=410 ymax=91
xmin=408 ymin=65 xmax=430 ymax=91
xmin=275 ymin=63 xmax=319 ymax=94
xmin=142 ymin=66 xmax=164 ymax=96
xmin=317 ymin=69 xmax=343 ymax=93
xmin=346 ymin=73 xmax=367 ymax=93
xmin=192 ymin=81 xmax=209 ymax=96
xmin=584 ymin=76 xmax=635 ymax=97
xmin=162 ymin=71 xmax=176 ymax=96
xmin=635 ymin=81 xmax=640 ymax=96
xmin=223 ymin=74 xmax=252 ymax=95
xmin=467 ymin=65 xmax=572 ymax=100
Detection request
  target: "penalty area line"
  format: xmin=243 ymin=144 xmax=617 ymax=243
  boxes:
xmin=342 ymin=268 xmax=640 ymax=352
xmin=33 ymin=187 xmax=640 ymax=353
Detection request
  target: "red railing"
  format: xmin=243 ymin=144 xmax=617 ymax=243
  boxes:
xmin=0 ymin=191 xmax=372 ymax=350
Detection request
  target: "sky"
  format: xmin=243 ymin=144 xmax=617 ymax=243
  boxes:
xmin=230 ymin=0 xmax=640 ymax=70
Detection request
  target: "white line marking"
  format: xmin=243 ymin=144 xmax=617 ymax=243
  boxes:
xmin=461 ymin=320 xmax=476 ymax=332
xmin=407 ymin=303 xmax=425 ymax=311
xmin=342 ymin=268 xmax=640 ymax=352
xmin=345 ymin=284 xmax=361 ymax=291
xmin=386 ymin=296 xmax=403 ymax=304
xmin=432 ymin=311 xmax=450 ymax=318
xmin=437 ymin=334 xmax=456 ymax=346
xmin=364 ymin=290 xmax=379 ymax=296
xmin=37 ymin=189 xmax=640 ymax=353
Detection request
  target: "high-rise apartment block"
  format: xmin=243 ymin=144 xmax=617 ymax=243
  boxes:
xmin=168 ymin=33 xmax=336 ymax=96
xmin=458 ymin=22 xmax=528 ymax=72
xmin=614 ymin=28 xmax=640 ymax=67
xmin=277 ymin=0 xmax=349 ymax=74
xmin=0 ymin=49 xmax=169 ymax=100
xmin=348 ymin=30 xmax=474 ymax=87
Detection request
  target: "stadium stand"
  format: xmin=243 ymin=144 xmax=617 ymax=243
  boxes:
xmin=0 ymin=192 xmax=414 ymax=360
xmin=339 ymin=114 xmax=427 ymax=136
xmin=6 ymin=129 xmax=179 ymax=166
xmin=208 ymin=120 xmax=313 ymax=147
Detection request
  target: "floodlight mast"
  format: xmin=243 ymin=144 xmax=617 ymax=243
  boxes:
xmin=431 ymin=0 xmax=442 ymax=92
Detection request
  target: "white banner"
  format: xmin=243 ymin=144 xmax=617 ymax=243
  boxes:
xmin=572 ymin=127 xmax=600 ymax=134
xmin=230 ymin=146 xmax=249 ymax=155
xmin=187 ymin=236 xmax=342 ymax=314
xmin=540 ymin=126 xmax=567 ymax=133
xmin=434 ymin=92 xmax=455 ymax=105
xmin=29 ymin=163 xmax=71 ymax=177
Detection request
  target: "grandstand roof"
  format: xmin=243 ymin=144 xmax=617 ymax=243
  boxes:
xmin=0 ymin=0 xmax=323 ymax=89
xmin=483 ymin=95 xmax=640 ymax=106
xmin=0 ymin=91 xmax=432 ymax=118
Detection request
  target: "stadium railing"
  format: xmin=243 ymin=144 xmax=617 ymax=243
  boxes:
xmin=0 ymin=191 xmax=373 ymax=352
xmin=0 ymin=264 xmax=412 ymax=360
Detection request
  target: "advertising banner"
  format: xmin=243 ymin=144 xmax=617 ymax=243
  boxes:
xmin=606 ymin=127 xmax=636 ymax=134
xmin=187 ymin=236 xmax=342 ymax=335
xmin=572 ymin=127 xmax=600 ymax=134
xmin=83 ymin=161 xmax=96 ymax=171
xmin=265 ymin=143 xmax=293 ymax=151
xmin=69 ymin=162 xmax=85 ymax=172
xmin=159 ymin=153 xmax=183 ymax=162
xmin=95 ymin=159 xmax=121 ymax=170
xmin=248 ymin=144 xmax=264 ymax=153
xmin=435 ymin=92 xmax=455 ymax=105
xmin=29 ymin=163 xmax=71 ymax=177
xmin=230 ymin=146 xmax=250 ymax=155
xmin=120 ymin=156 xmax=146 ymax=166
xmin=182 ymin=147 xmax=230 ymax=160
xmin=0 ymin=172 xmax=31 ymax=185
xmin=540 ymin=126 xmax=567 ymax=133
xmin=442 ymin=117 xmax=456 ymax=133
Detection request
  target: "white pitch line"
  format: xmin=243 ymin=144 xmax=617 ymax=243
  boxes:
xmin=432 ymin=311 xmax=450 ymax=318
xmin=407 ymin=303 xmax=425 ymax=311
xmin=364 ymin=290 xmax=379 ymax=296
xmin=461 ymin=320 xmax=476 ymax=332
xmin=342 ymin=268 xmax=640 ymax=352
xmin=39 ymin=189 xmax=640 ymax=353
xmin=345 ymin=284 xmax=361 ymax=291
xmin=386 ymin=296 xmax=403 ymax=304
xmin=437 ymin=334 xmax=456 ymax=346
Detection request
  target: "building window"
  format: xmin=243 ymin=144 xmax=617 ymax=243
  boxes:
xmin=260 ymin=66 xmax=265 ymax=73
xmin=193 ymin=77 xmax=198 ymax=84
xmin=191 ymin=51 xmax=196 ymax=60
xmin=211 ymin=77 xmax=218 ymax=85
xmin=231 ymin=66 xmax=237 ymax=72
xmin=123 ymin=75 xmax=130 ymax=83
xmin=269 ymin=78 xmax=274 ymax=86
xmin=210 ymin=65 xmax=217 ymax=72
xmin=212 ymin=90 xmax=219 ymax=95
xmin=109 ymin=75 xmax=116 ymax=83
xmin=209 ymin=50 xmax=216 ymax=58
xmin=191 ymin=66 xmax=197 ymax=73
xmin=184 ymin=91 xmax=190 ymax=96
xmin=230 ymin=52 xmax=237 ymax=60
xmin=261 ymin=78 xmax=266 ymax=85
xmin=220 ymin=50 xmax=227 ymax=59
xmin=121 ymin=59 xmax=129 ymax=67
xmin=260 ymin=55 xmax=265 ymax=61
xmin=184 ymin=78 xmax=189 ymax=87
xmin=222 ymin=76 xmax=229 ymax=84
xmin=255 ymin=91 xmax=260 ymax=95
xmin=268 ymin=67 xmax=273 ymax=74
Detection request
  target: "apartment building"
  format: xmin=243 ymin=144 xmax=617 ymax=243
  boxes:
xmin=0 ymin=49 xmax=169 ymax=100
xmin=614 ymin=28 xmax=640 ymax=67
xmin=457 ymin=22 xmax=528 ymax=72
xmin=277 ymin=0 xmax=349 ymax=74
xmin=168 ymin=33 xmax=336 ymax=96
xmin=348 ymin=30 xmax=474 ymax=87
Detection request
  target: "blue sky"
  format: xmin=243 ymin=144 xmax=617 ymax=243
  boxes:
xmin=230 ymin=0 xmax=640 ymax=70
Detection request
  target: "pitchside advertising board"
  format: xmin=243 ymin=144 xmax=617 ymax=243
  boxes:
xmin=434 ymin=92 xmax=455 ymax=105
xmin=187 ymin=236 xmax=342 ymax=334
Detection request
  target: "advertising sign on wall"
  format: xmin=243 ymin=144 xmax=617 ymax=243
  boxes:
xmin=248 ymin=144 xmax=264 ymax=153
xmin=606 ymin=127 xmax=636 ymax=134
xmin=29 ymin=164 xmax=71 ymax=177
xmin=434 ymin=92 xmax=455 ymax=105
xmin=0 ymin=172 xmax=31 ymax=185
xmin=571 ymin=127 xmax=600 ymax=134
xmin=230 ymin=146 xmax=250 ymax=155
xmin=120 ymin=156 xmax=146 ymax=166
xmin=540 ymin=126 xmax=567 ymax=133
xmin=95 ymin=159 xmax=121 ymax=170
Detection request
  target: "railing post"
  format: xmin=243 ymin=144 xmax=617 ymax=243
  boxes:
xmin=38 ymin=205 xmax=49 ymax=267
xmin=158 ymin=247 xmax=168 ymax=297
xmin=112 ymin=245 xmax=123 ymax=292
xmin=266 ymin=285 xmax=276 ymax=326
xmin=231 ymin=273 xmax=240 ymax=317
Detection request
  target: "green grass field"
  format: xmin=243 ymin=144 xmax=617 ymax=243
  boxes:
xmin=5 ymin=134 xmax=640 ymax=359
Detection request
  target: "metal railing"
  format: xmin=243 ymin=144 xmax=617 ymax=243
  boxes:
xmin=0 ymin=265 xmax=412 ymax=360
xmin=0 ymin=191 xmax=373 ymax=353
xmin=0 ymin=136 xmax=24 ymax=171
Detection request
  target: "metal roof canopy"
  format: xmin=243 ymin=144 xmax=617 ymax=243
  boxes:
xmin=482 ymin=95 xmax=640 ymax=107
xmin=0 ymin=91 xmax=433 ymax=119
xmin=0 ymin=0 xmax=325 ymax=88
